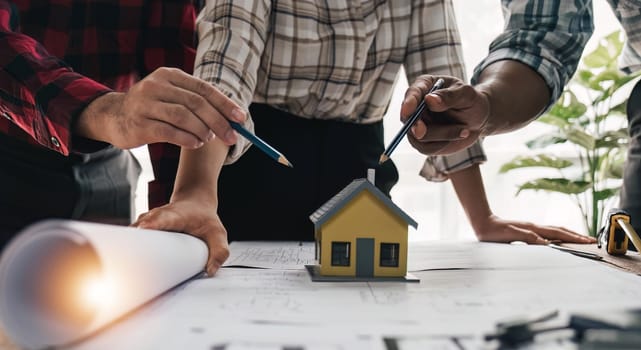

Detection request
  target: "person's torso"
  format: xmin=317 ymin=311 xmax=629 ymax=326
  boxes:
xmin=13 ymin=0 xmax=147 ymax=90
xmin=253 ymin=0 xmax=461 ymax=123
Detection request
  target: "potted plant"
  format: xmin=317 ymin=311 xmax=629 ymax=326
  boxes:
xmin=499 ymin=31 xmax=640 ymax=237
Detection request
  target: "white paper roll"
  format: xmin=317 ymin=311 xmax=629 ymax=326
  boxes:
xmin=0 ymin=220 xmax=207 ymax=349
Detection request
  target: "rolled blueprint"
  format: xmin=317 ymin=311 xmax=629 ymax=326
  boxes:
xmin=0 ymin=220 xmax=207 ymax=349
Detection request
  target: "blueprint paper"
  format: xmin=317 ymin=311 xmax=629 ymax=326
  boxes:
xmin=0 ymin=220 xmax=207 ymax=349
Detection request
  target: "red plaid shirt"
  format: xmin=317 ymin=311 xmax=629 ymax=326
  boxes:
xmin=0 ymin=0 xmax=193 ymax=208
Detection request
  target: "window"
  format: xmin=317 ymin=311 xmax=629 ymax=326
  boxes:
xmin=380 ymin=243 xmax=400 ymax=267
xmin=331 ymin=242 xmax=350 ymax=266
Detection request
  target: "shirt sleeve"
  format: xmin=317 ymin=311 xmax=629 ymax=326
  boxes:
xmin=471 ymin=0 xmax=594 ymax=110
xmin=419 ymin=139 xmax=487 ymax=182
xmin=404 ymin=0 xmax=485 ymax=180
xmin=0 ymin=1 xmax=111 ymax=156
xmin=194 ymin=0 xmax=271 ymax=164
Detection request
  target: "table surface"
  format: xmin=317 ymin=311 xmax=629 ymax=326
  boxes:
xmin=2 ymin=242 xmax=640 ymax=350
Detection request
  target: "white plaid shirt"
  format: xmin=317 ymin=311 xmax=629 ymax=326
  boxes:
xmin=195 ymin=0 xmax=485 ymax=179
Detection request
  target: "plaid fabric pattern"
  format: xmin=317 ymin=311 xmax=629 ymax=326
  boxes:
xmin=194 ymin=0 xmax=485 ymax=183
xmin=471 ymin=0 xmax=595 ymax=109
xmin=0 ymin=0 xmax=196 ymax=152
xmin=607 ymin=0 xmax=641 ymax=74
xmin=0 ymin=0 xmax=196 ymax=209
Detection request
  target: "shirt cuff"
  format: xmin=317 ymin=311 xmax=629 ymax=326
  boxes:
xmin=46 ymin=75 xmax=111 ymax=155
xmin=209 ymin=85 xmax=254 ymax=164
xmin=419 ymin=139 xmax=487 ymax=182
xmin=471 ymin=48 xmax=563 ymax=112
xmin=222 ymin=112 xmax=252 ymax=164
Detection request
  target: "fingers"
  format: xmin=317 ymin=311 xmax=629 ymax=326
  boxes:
xmin=401 ymin=78 xmax=434 ymax=121
xmin=162 ymin=68 xmax=246 ymax=142
xmin=401 ymin=75 xmax=490 ymax=156
xmin=134 ymin=207 xmax=184 ymax=232
xmin=410 ymin=119 xmax=470 ymax=142
xmin=407 ymin=130 xmax=479 ymax=155
xmin=204 ymin=231 xmax=230 ymax=277
xmin=134 ymin=204 xmax=230 ymax=277
xmin=144 ymin=102 xmax=212 ymax=148
xmin=153 ymin=85 xmax=237 ymax=145
xmin=502 ymin=225 xmax=550 ymax=245
xmin=424 ymin=84 xmax=479 ymax=113
xmin=517 ymin=223 xmax=596 ymax=244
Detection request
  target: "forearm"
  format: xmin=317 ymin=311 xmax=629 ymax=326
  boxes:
xmin=448 ymin=164 xmax=492 ymax=234
xmin=172 ymin=137 xmax=229 ymax=205
xmin=475 ymin=60 xmax=550 ymax=136
xmin=1 ymin=2 xmax=110 ymax=154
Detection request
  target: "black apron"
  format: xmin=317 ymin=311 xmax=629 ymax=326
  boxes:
xmin=218 ymin=103 xmax=399 ymax=242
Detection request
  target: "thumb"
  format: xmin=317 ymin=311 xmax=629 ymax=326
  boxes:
xmin=134 ymin=208 xmax=183 ymax=233
xmin=425 ymin=84 xmax=479 ymax=113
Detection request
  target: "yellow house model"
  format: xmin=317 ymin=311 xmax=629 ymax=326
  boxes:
xmin=308 ymin=178 xmax=418 ymax=282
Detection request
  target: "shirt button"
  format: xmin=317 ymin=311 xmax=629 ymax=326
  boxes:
xmin=51 ymin=136 xmax=60 ymax=148
xmin=1 ymin=111 xmax=10 ymax=121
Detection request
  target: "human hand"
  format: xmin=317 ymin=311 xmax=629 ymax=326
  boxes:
xmin=473 ymin=214 xmax=596 ymax=245
xmin=76 ymin=67 xmax=246 ymax=150
xmin=401 ymin=75 xmax=490 ymax=155
xmin=133 ymin=198 xmax=229 ymax=277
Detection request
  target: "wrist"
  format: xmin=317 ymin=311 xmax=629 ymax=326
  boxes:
xmin=75 ymin=92 xmax=123 ymax=142
xmin=171 ymin=185 xmax=218 ymax=207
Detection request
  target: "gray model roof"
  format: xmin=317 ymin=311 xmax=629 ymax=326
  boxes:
xmin=309 ymin=179 xmax=418 ymax=230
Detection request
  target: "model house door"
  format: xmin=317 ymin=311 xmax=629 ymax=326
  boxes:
xmin=355 ymin=238 xmax=374 ymax=277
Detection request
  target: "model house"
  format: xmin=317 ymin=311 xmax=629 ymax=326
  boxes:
xmin=308 ymin=177 xmax=418 ymax=280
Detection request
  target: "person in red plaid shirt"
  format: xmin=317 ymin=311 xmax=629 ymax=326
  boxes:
xmin=0 ymin=0 xmax=245 ymax=247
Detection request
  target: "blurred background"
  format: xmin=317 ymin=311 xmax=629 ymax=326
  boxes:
xmin=131 ymin=0 xmax=623 ymax=242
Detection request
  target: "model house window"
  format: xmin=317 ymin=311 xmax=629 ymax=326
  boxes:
xmin=380 ymin=243 xmax=399 ymax=267
xmin=331 ymin=242 xmax=350 ymax=266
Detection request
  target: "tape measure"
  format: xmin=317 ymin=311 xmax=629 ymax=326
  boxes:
xmin=597 ymin=209 xmax=641 ymax=255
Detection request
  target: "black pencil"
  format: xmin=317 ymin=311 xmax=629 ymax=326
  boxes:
xmin=379 ymin=78 xmax=445 ymax=164
xmin=230 ymin=121 xmax=293 ymax=167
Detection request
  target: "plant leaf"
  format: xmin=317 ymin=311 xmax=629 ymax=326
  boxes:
xmin=601 ymin=148 xmax=627 ymax=179
xmin=564 ymin=127 xmax=596 ymax=150
xmin=595 ymin=128 xmax=629 ymax=149
xmin=499 ymin=155 xmax=573 ymax=173
xmin=583 ymin=45 xmax=613 ymax=69
xmin=543 ymin=91 xmax=587 ymax=122
xmin=515 ymin=178 xmax=591 ymax=195
xmin=594 ymin=188 xmax=620 ymax=201
xmin=608 ymin=100 xmax=627 ymax=116
xmin=525 ymin=134 xmax=567 ymax=149
xmin=576 ymin=69 xmax=594 ymax=88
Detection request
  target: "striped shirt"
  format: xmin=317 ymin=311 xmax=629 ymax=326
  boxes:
xmin=471 ymin=0 xmax=641 ymax=110
xmin=195 ymin=0 xmax=485 ymax=180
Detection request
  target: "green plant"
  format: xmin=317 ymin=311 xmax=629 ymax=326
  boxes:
xmin=499 ymin=31 xmax=640 ymax=237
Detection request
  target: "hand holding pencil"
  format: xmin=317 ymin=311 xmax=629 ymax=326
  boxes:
xmin=392 ymin=75 xmax=491 ymax=157
xmin=380 ymin=78 xmax=444 ymax=163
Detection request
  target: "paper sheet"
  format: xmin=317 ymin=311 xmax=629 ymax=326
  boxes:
xmin=70 ymin=247 xmax=641 ymax=350
xmin=224 ymin=241 xmax=315 ymax=269
xmin=223 ymin=240 xmax=591 ymax=272
xmin=0 ymin=220 xmax=207 ymax=349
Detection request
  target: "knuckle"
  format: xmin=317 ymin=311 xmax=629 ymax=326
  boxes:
xmin=137 ymin=79 xmax=158 ymax=93
xmin=186 ymin=93 xmax=205 ymax=109
xmin=155 ymin=66 xmax=175 ymax=76
xmin=157 ymin=124 xmax=178 ymax=141
xmin=192 ymin=78 xmax=211 ymax=96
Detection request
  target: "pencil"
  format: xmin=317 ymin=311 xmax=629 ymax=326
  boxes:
xmin=230 ymin=121 xmax=293 ymax=168
xmin=379 ymin=78 xmax=445 ymax=164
